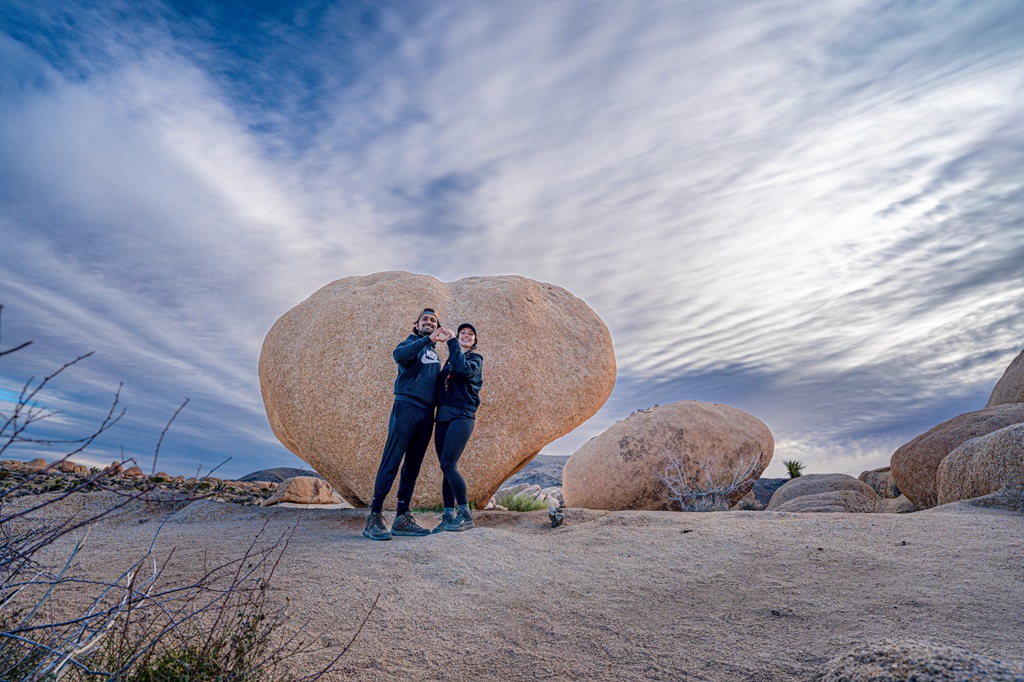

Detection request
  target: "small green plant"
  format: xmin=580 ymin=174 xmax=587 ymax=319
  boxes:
xmin=496 ymin=491 xmax=551 ymax=512
xmin=783 ymin=459 xmax=805 ymax=478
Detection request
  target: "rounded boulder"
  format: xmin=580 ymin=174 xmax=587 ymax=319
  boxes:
xmin=561 ymin=401 xmax=773 ymax=511
xmin=259 ymin=271 xmax=616 ymax=509
xmin=890 ymin=403 xmax=1024 ymax=508
xmin=766 ymin=474 xmax=876 ymax=511
xmin=260 ymin=476 xmax=337 ymax=506
xmin=773 ymin=489 xmax=879 ymax=513
xmin=986 ymin=347 xmax=1024 ymax=407
xmin=937 ymin=423 xmax=1024 ymax=505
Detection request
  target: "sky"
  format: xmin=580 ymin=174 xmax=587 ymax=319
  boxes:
xmin=1 ymin=0 xmax=1022 ymax=480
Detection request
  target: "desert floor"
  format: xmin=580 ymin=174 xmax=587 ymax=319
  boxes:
xmin=28 ymin=493 xmax=1024 ymax=681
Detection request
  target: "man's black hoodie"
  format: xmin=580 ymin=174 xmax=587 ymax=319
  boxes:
xmin=436 ymin=337 xmax=483 ymax=421
xmin=392 ymin=333 xmax=441 ymax=410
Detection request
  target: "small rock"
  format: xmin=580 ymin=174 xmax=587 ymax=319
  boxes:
xmin=858 ymin=466 xmax=900 ymax=498
xmin=815 ymin=639 xmax=1024 ymax=681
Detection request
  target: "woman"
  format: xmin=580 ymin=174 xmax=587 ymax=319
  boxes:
xmin=432 ymin=323 xmax=483 ymax=532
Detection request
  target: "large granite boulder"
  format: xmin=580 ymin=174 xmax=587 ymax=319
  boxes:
xmin=937 ymin=423 xmax=1024 ymax=505
xmin=890 ymin=404 xmax=1024 ymax=508
xmin=766 ymin=474 xmax=876 ymax=511
xmin=259 ymin=272 xmax=616 ymax=509
xmin=858 ymin=466 xmax=900 ymax=498
xmin=986 ymin=347 xmax=1024 ymax=407
xmin=815 ymin=640 xmax=1024 ymax=681
xmin=561 ymin=401 xmax=773 ymax=511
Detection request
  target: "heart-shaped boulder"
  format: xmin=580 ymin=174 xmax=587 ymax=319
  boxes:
xmin=258 ymin=271 xmax=616 ymax=508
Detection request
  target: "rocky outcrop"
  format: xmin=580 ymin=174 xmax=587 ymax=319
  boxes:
xmin=561 ymin=401 xmax=773 ymax=511
xmin=766 ymin=474 xmax=876 ymax=511
xmin=260 ymin=476 xmax=338 ymax=506
xmin=890 ymin=404 xmax=1024 ymax=508
xmin=937 ymin=423 xmax=1024 ymax=505
xmin=259 ymin=272 xmax=616 ymax=509
xmin=858 ymin=466 xmax=900 ymax=498
xmin=815 ymin=640 xmax=1024 ymax=681
xmin=122 ymin=466 xmax=146 ymax=478
xmin=986 ymin=348 xmax=1024 ymax=407
xmin=774 ymin=489 xmax=879 ymax=513
xmin=966 ymin=485 xmax=1024 ymax=513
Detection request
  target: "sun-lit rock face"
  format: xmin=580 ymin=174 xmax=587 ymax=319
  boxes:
xmin=890 ymin=403 xmax=1024 ymax=508
xmin=937 ymin=423 xmax=1024 ymax=505
xmin=259 ymin=271 xmax=616 ymax=508
xmin=561 ymin=401 xmax=773 ymax=511
xmin=986 ymin=347 xmax=1024 ymax=407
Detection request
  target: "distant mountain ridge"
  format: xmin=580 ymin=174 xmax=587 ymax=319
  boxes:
xmin=503 ymin=454 xmax=568 ymax=489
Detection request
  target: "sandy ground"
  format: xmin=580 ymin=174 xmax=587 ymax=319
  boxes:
xmin=24 ymin=493 xmax=1024 ymax=681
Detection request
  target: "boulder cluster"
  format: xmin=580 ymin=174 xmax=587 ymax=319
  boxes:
xmin=756 ymin=470 xmax=915 ymax=514
xmin=0 ymin=458 xmax=278 ymax=505
xmin=254 ymin=271 xmax=1023 ymax=515
xmin=890 ymin=348 xmax=1024 ymax=509
xmin=485 ymin=483 xmax=562 ymax=510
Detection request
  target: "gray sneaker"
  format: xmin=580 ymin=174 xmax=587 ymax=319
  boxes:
xmin=430 ymin=511 xmax=456 ymax=534
xmin=443 ymin=509 xmax=475 ymax=532
xmin=363 ymin=512 xmax=392 ymax=541
xmin=391 ymin=512 xmax=430 ymax=537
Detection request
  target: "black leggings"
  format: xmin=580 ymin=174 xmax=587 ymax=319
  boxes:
xmin=434 ymin=418 xmax=474 ymax=508
xmin=371 ymin=400 xmax=434 ymax=514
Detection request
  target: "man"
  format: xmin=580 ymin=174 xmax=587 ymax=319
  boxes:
xmin=364 ymin=308 xmax=453 ymax=541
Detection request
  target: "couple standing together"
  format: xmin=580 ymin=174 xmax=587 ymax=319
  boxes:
xmin=363 ymin=308 xmax=483 ymax=541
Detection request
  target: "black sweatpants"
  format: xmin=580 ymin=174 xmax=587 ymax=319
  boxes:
xmin=434 ymin=417 xmax=475 ymax=508
xmin=371 ymin=400 xmax=434 ymax=514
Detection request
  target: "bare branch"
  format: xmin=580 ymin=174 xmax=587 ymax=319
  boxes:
xmin=659 ymin=449 xmax=762 ymax=512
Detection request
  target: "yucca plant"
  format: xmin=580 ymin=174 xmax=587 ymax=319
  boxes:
xmin=783 ymin=459 xmax=805 ymax=478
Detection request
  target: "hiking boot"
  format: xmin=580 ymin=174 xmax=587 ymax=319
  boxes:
xmin=443 ymin=508 xmax=475 ymax=532
xmin=391 ymin=512 xmax=430 ymax=537
xmin=430 ymin=510 xmax=456 ymax=534
xmin=362 ymin=512 xmax=392 ymax=541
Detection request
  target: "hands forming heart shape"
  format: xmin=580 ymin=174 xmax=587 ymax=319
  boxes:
xmin=431 ymin=327 xmax=455 ymax=342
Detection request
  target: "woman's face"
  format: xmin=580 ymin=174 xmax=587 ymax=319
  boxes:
xmin=458 ymin=327 xmax=476 ymax=348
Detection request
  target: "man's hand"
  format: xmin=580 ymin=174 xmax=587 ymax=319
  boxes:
xmin=430 ymin=327 xmax=452 ymax=342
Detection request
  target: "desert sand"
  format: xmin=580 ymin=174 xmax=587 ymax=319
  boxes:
xmin=31 ymin=492 xmax=1024 ymax=681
